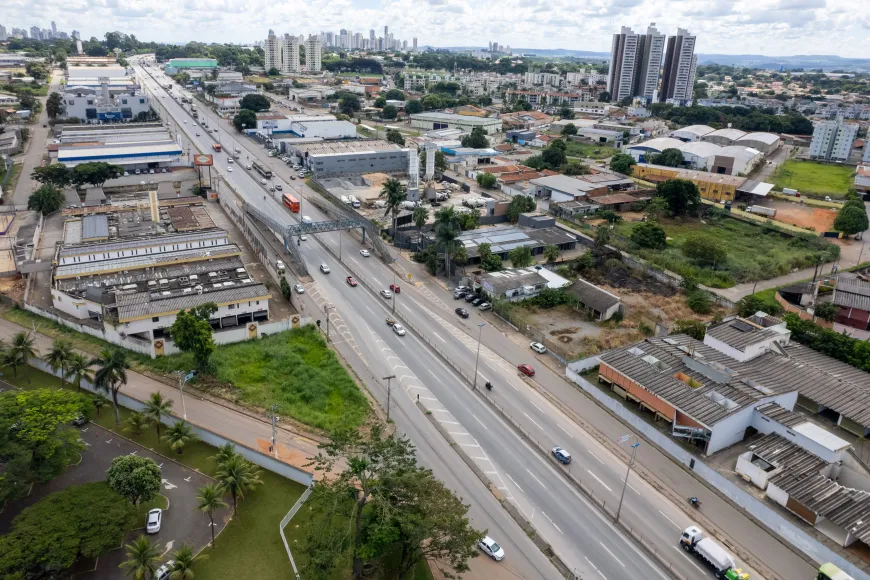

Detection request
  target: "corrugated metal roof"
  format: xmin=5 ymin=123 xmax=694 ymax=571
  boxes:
xmin=116 ymin=283 xmax=269 ymax=321
xmin=755 ymin=402 xmax=807 ymax=428
xmin=82 ymin=215 xmax=109 ymax=240
xmin=706 ymin=319 xmax=783 ymax=350
xmin=59 ymin=229 xmax=227 ymax=258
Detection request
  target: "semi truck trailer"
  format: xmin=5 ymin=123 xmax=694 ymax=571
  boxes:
xmin=680 ymin=526 xmax=748 ymax=580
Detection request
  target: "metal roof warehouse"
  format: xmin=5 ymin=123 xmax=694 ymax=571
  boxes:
xmin=56 ymin=140 xmax=183 ymax=168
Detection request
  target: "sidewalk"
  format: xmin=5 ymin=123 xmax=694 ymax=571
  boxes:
xmin=12 ymin=69 xmax=61 ymax=206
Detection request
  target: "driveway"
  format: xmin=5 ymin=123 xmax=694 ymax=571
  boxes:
xmin=0 ymin=423 xmax=230 ymax=579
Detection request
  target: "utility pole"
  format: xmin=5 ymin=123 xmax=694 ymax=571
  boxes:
xmin=615 ymin=434 xmax=640 ymax=525
xmin=473 ymin=323 xmax=485 ymax=389
xmin=269 ymin=404 xmax=279 ymax=458
xmin=383 ymin=374 xmax=396 ymax=421
xmin=324 ymin=304 xmax=334 ymax=342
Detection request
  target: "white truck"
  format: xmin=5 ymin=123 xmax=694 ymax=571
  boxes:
xmin=349 ymin=195 xmax=360 ymax=208
xmin=680 ymin=527 xmax=747 ymax=580
xmin=746 ymin=205 xmax=776 ymax=217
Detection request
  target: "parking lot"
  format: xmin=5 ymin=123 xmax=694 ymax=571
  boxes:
xmin=0 ymin=421 xmax=230 ymax=580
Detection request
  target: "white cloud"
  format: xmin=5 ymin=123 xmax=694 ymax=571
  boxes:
xmin=6 ymin=0 xmax=867 ymax=57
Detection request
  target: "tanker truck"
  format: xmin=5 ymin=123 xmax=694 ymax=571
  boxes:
xmin=680 ymin=526 xmax=749 ymax=580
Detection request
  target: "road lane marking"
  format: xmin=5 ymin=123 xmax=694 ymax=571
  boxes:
xmin=659 ymin=510 xmax=681 ymax=529
xmin=529 ymin=400 xmax=544 ymax=413
xmin=432 ymin=332 xmax=446 ymax=343
xmin=599 ymin=542 xmax=625 ymax=567
xmin=585 ymin=557 xmax=607 ymax=580
xmin=588 ymin=450 xmax=605 ymax=465
xmin=587 ymin=470 xmax=612 ymax=492
xmin=525 ymin=469 xmax=547 ymax=489
xmin=621 ymin=478 xmax=640 ymax=494
xmin=557 ymin=424 xmax=575 ymax=439
xmin=674 ymin=546 xmax=706 ymax=575
xmin=541 ymin=511 xmax=563 ymax=534
xmin=523 ymin=412 xmax=544 ymax=431
xmin=505 ymin=473 xmax=524 ymax=493
xmin=364 ymin=305 xmax=374 ymax=315
xmin=472 ymin=414 xmax=489 ymax=431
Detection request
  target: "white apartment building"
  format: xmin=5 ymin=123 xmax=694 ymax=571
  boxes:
xmin=660 ymin=28 xmax=697 ymax=102
xmin=524 ymin=72 xmax=564 ymax=89
xmin=607 ymin=24 xmax=664 ymax=102
xmin=264 ymin=30 xmax=281 ymax=72
xmin=282 ymin=34 xmax=301 ymax=74
xmin=809 ymin=119 xmax=858 ymax=161
xmin=305 ymin=35 xmax=322 ymax=73
xmin=566 ymin=70 xmax=606 ymax=86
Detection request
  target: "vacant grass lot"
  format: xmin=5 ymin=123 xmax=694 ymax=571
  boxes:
xmin=772 ymin=160 xmax=855 ymax=197
xmin=2 ymin=365 xmax=308 ymax=580
xmin=142 ymin=326 xmax=370 ymax=432
xmin=565 ymin=141 xmax=619 ymax=160
xmin=613 ymin=216 xmax=839 ymax=288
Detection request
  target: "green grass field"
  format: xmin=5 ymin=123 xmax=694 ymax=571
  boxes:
xmin=772 ymin=160 xmax=855 ymax=197
xmin=564 ymin=141 xmax=619 ymax=160
xmin=1 ymin=365 xmax=308 ymax=580
xmin=612 ymin=216 xmax=840 ymax=288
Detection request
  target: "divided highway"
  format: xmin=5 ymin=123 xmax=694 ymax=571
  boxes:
xmin=134 ymin=57 xmax=762 ymax=580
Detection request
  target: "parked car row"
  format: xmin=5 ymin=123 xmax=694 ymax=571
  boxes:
xmin=453 ymin=286 xmax=490 ymax=311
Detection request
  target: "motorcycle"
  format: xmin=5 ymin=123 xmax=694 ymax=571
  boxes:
xmin=688 ymin=496 xmax=701 ymax=509
xmin=485 ymin=381 xmax=493 ymax=391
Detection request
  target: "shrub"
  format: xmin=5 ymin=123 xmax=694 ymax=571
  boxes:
xmin=686 ymin=291 xmax=712 ymax=314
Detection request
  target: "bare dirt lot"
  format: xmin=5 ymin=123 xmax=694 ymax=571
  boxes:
xmin=755 ymin=198 xmax=838 ymax=232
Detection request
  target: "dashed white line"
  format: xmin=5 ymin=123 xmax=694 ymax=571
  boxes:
xmin=659 ymin=510 xmax=681 ymax=529
xmin=587 ymin=470 xmax=613 ymax=492
xmin=364 ymin=305 xmax=374 ymax=315
xmin=529 ymin=400 xmax=544 ymax=414
xmin=674 ymin=546 xmax=706 ymax=575
xmin=472 ymin=414 xmax=489 ymax=431
xmin=523 ymin=412 xmax=544 ymax=431
xmin=505 ymin=473 xmax=524 ymax=493
xmin=621 ymin=478 xmax=640 ymax=494
xmin=541 ymin=511 xmax=563 ymax=534
xmin=557 ymin=424 xmax=575 ymax=439
xmin=432 ymin=332 xmax=446 ymax=343
xmin=525 ymin=469 xmax=547 ymax=489
xmin=599 ymin=542 xmax=625 ymax=567
xmin=588 ymin=449 xmax=605 ymax=465
xmin=585 ymin=557 xmax=607 ymax=580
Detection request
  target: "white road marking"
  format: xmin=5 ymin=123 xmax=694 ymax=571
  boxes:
xmin=585 ymin=557 xmax=607 ymax=580
xmin=621 ymin=478 xmax=640 ymax=494
xmin=588 ymin=450 xmax=605 ymax=465
xmin=472 ymin=414 xmax=489 ymax=431
xmin=587 ymin=470 xmax=612 ymax=492
xmin=659 ymin=510 xmax=681 ymax=529
xmin=525 ymin=469 xmax=547 ymax=489
xmin=432 ymin=332 xmax=446 ymax=343
xmin=523 ymin=412 xmax=544 ymax=431
xmin=105 ymin=439 xmax=113 ymax=444
xmin=364 ymin=305 xmax=374 ymax=315
xmin=674 ymin=546 xmax=707 ymax=575
xmin=184 ymin=476 xmax=192 ymax=482
xmin=557 ymin=424 xmax=575 ymax=439
xmin=161 ymin=479 xmax=178 ymax=490
xmin=459 ymin=443 xmax=480 ymax=448
xmin=505 ymin=473 xmax=524 ymax=493
xmin=599 ymin=542 xmax=625 ymax=567
xmin=529 ymin=400 xmax=544 ymax=414
xmin=541 ymin=511 xmax=563 ymax=534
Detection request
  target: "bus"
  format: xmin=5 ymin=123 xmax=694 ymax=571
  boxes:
xmin=818 ymin=563 xmax=854 ymax=580
xmin=212 ymin=143 xmax=222 ymax=152
xmin=252 ymin=161 xmax=272 ymax=179
xmin=282 ymin=194 xmax=300 ymax=213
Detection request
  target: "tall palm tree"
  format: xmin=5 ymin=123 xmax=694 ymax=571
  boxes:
xmin=163 ymin=421 xmax=197 ymax=454
xmin=4 ymin=332 xmax=37 ymax=379
xmin=90 ymin=348 xmax=130 ymax=426
xmin=412 ymin=205 xmax=429 ymax=234
xmin=215 ymin=454 xmax=262 ymax=513
xmin=168 ymin=544 xmax=206 ymax=580
xmin=196 ymin=484 xmax=228 ymax=548
xmin=380 ymin=178 xmax=407 ymax=236
xmin=434 ymin=206 xmax=461 ymax=278
xmin=119 ymin=535 xmax=161 ymax=580
xmin=44 ymin=339 xmax=73 ymax=386
xmin=143 ymin=392 xmax=174 ymax=440
xmin=66 ymin=352 xmax=93 ymax=392
xmin=211 ymin=442 xmax=238 ymax=466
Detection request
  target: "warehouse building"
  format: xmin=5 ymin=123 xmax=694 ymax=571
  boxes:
xmin=701 ymin=128 xmax=747 ymax=146
xmin=410 ymin=112 xmax=502 ymax=135
xmin=632 ymin=163 xmax=749 ymax=201
xmin=627 ymin=139 xmax=764 ymax=176
xmin=670 ymin=124 xmax=714 ymax=142
xmin=163 ymin=58 xmax=218 ymax=75
xmin=286 ymin=140 xmax=410 ymax=177
xmin=60 ymin=80 xmax=152 ymax=123
xmin=736 ymin=132 xmax=780 ymax=155
xmin=56 ymin=140 xmax=183 ymax=170
xmin=58 ymin=123 xmax=167 ymax=144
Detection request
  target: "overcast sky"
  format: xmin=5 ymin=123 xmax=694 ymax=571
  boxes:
xmin=7 ymin=0 xmax=870 ymax=57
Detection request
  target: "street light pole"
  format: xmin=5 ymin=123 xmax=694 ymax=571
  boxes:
xmin=383 ymin=374 xmax=396 ymax=421
xmin=269 ymin=404 xmax=279 ymax=458
xmin=615 ymin=436 xmax=640 ymax=525
xmin=324 ymin=304 xmax=334 ymax=342
xmin=472 ymin=323 xmax=485 ymax=389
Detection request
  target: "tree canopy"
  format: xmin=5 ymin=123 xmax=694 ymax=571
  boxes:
xmin=170 ymin=303 xmax=217 ymax=370
xmin=385 ymin=129 xmax=405 ymax=145
xmin=382 ymin=104 xmax=398 ymax=120
xmin=405 ymin=99 xmax=423 ymax=114
xmin=648 ymin=148 xmax=685 ymax=167
xmin=682 ymin=234 xmax=727 ymax=267
xmin=106 ymin=455 xmax=163 ymax=506
xmin=610 ymin=153 xmax=636 ymax=175
xmin=239 ymin=94 xmax=271 ymax=112
xmin=27 ymin=184 xmax=65 ymax=215
xmin=476 ymin=171 xmax=497 ymax=188
xmin=506 ymin=195 xmax=536 ymax=223
xmin=834 ymin=202 xmax=869 ymax=236
xmin=656 ymin=179 xmax=701 ymax=216
xmin=31 ymin=164 xmax=74 ymax=188
xmin=233 ymin=108 xmax=257 ymax=132
xmin=460 ymin=127 xmax=489 ymax=149
xmin=631 ymin=221 xmax=667 ymax=250
xmin=72 ymin=162 xmax=124 ymax=188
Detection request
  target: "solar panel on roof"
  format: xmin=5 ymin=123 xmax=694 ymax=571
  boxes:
xmin=731 ymin=320 xmax=756 ymax=332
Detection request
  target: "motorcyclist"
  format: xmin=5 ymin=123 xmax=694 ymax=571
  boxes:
xmin=485 ymin=381 xmax=493 ymax=391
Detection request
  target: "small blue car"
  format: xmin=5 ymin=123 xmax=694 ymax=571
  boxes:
xmin=552 ymin=446 xmax=571 ymax=464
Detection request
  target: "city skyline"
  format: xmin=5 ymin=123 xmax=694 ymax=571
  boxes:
xmin=0 ymin=0 xmax=867 ymax=57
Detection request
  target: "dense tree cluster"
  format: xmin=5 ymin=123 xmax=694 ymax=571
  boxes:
xmin=648 ymin=103 xmax=813 ymax=135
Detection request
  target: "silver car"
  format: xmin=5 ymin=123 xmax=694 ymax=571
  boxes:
xmin=146 ymin=508 xmax=162 ymax=534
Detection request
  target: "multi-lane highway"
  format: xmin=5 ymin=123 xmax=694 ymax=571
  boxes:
xmin=134 ymin=56 xmax=766 ymax=580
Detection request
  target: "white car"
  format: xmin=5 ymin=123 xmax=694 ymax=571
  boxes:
xmin=380 ymin=289 xmax=393 ymax=299
xmin=146 ymin=508 xmax=162 ymax=534
xmin=360 ymin=249 xmax=370 ymax=257
xmin=155 ymin=561 xmax=175 ymax=580
xmin=299 ymin=235 xmax=307 ymax=241
xmin=196 ymin=132 xmax=200 ymax=136
xmin=227 ymin=158 xmax=234 ymax=163
xmin=478 ymin=536 xmax=505 ymax=561
xmin=530 ymin=342 xmax=548 ymax=354
xmin=276 ymin=260 xmax=285 ymax=272
xmin=183 ymin=120 xmax=187 ymax=123
xmin=392 ymin=323 xmax=406 ymax=336
xmin=227 ymin=166 xmax=233 ymax=172
xmin=319 ymin=264 xmax=330 ymax=274
xmin=294 ymin=284 xmax=305 ymax=294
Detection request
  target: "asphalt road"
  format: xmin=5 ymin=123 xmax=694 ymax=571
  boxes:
xmin=134 ymin=56 xmax=759 ymax=580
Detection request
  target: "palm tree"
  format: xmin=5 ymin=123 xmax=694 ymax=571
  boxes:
xmin=44 ymin=339 xmax=73 ymax=386
xmin=211 ymin=442 xmax=238 ymax=465
xmin=196 ymin=484 xmax=228 ymax=548
xmin=215 ymin=454 xmax=262 ymax=512
xmin=90 ymin=348 xmax=130 ymax=426
xmin=143 ymin=392 xmax=174 ymax=440
xmin=119 ymin=535 xmax=161 ymax=580
xmin=66 ymin=352 xmax=93 ymax=392
xmin=434 ymin=206 xmax=461 ymax=278
xmin=412 ymin=205 xmax=429 ymax=234
xmin=380 ymin=178 xmax=407 ymax=236
xmin=163 ymin=420 xmax=197 ymax=454
xmin=4 ymin=332 xmax=37 ymax=378
xmin=92 ymin=393 xmax=108 ymax=417
xmin=125 ymin=411 xmax=148 ymax=436
xmin=168 ymin=544 xmax=206 ymax=580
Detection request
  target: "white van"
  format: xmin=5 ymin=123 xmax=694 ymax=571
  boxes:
xmin=260 ymin=178 xmax=268 ymax=185
xmin=301 ymin=216 xmax=313 ymax=225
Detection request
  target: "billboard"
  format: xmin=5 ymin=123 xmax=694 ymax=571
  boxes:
xmin=193 ymin=154 xmax=214 ymax=167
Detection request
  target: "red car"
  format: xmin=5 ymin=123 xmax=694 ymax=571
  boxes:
xmin=518 ymin=364 xmax=535 ymax=377
xmin=389 ymin=283 xmax=401 ymax=294
xmin=346 ymin=276 xmax=358 ymax=287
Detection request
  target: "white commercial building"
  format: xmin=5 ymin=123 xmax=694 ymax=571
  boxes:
xmin=305 ymin=35 xmax=322 ymax=73
xmin=410 ymin=112 xmax=502 ymax=135
xmin=670 ymin=124 xmax=714 ymax=142
xmin=809 ymin=120 xmax=857 ymax=161
xmin=61 ymin=81 xmax=152 ymax=123
xmin=67 ymin=65 xmax=127 ymax=80
xmin=660 ymin=28 xmax=697 ymax=102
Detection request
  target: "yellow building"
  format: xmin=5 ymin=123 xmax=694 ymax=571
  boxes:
xmin=632 ymin=163 xmax=745 ymax=202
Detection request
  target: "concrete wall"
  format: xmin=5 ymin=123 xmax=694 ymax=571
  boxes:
xmin=565 ymin=363 xmax=870 ymax=580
